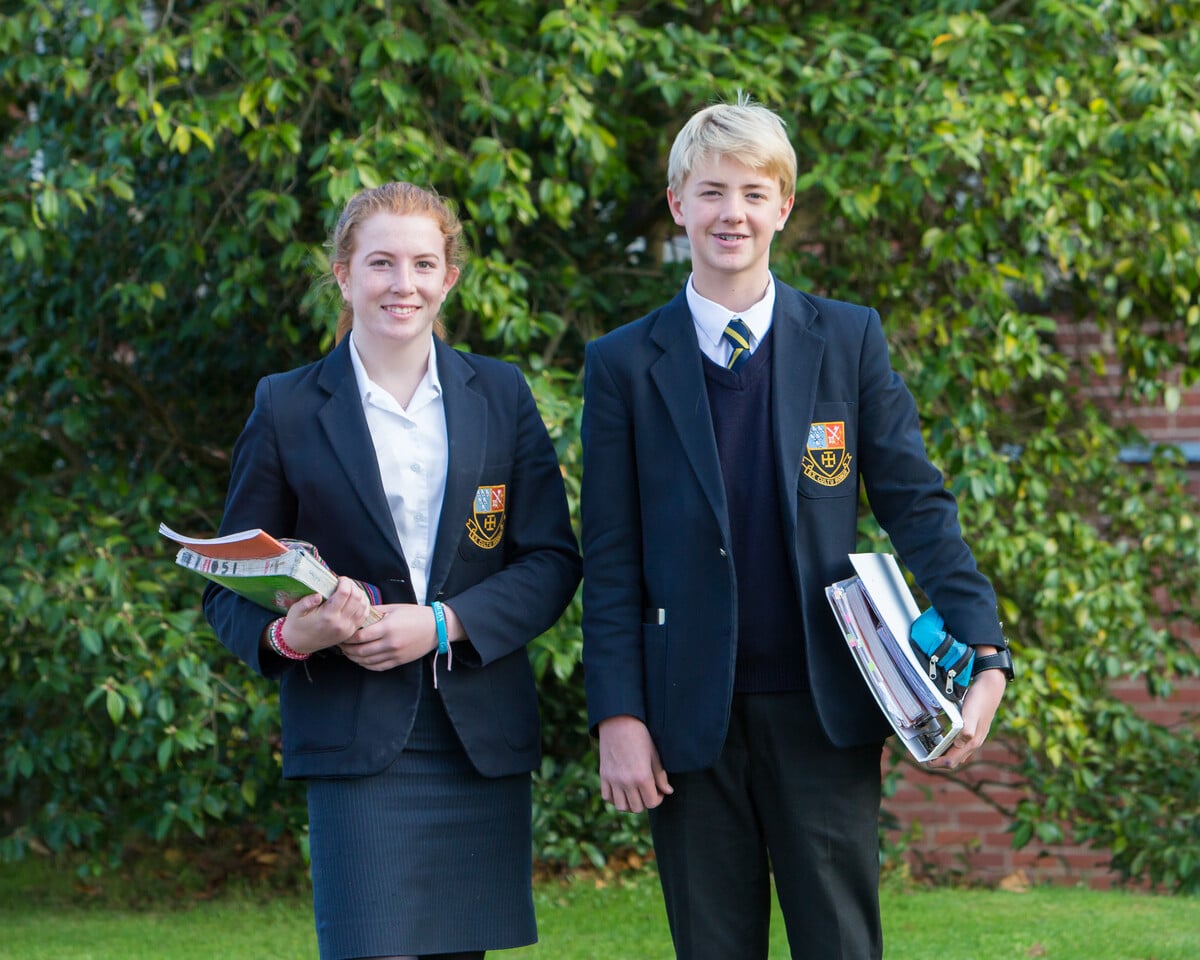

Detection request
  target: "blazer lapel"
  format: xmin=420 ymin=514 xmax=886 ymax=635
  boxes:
xmin=427 ymin=339 xmax=485 ymax=595
xmin=771 ymin=283 xmax=824 ymax=535
xmin=315 ymin=339 xmax=407 ymax=564
xmin=649 ymin=290 xmax=729 ymax=532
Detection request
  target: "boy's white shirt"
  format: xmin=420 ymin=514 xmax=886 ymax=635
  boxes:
xmin=686 ymin=273 xmax=778 ymax=366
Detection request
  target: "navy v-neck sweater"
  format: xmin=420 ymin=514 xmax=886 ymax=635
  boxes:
xmin=703 ymin=332 xmax=807 ymax=692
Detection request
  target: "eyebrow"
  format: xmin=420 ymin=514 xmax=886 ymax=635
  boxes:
xmin=694 ymin=177 xmax=773 ymax=190
xmin=363 ymin=249 xmax=442 ymax=260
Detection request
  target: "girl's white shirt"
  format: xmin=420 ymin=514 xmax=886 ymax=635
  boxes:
xmin=349 ymin=330 xmax=448 ymax=606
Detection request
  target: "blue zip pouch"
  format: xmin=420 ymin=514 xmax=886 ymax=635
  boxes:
xmin=910 ymin=607 xmax=974 ymax=702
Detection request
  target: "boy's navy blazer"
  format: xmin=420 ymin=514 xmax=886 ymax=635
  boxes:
xmin=581 ymin=281 xmax=1002 ymax=773
xmin=205 ymin=336 xmax=581 ymax=780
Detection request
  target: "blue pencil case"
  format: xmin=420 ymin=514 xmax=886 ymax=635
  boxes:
xmin=910 ymin=607 xmax=974 ymax=702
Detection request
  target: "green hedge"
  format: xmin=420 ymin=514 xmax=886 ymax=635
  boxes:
xmin=3 ymin=0 xmax=1199 ymax=891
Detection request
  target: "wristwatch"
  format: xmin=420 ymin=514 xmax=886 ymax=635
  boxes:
xmin=973 ymin=645 xmax=1015 ymax=682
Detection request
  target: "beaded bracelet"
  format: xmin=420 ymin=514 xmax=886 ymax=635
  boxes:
xmin=268 ymin=617 xmax=311 ymax=661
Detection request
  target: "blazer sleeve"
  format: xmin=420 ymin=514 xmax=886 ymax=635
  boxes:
xmin=855 ymin=309 xmax=1004 ymax=648
xmin=441 ymin=364 xmax=582 ymax=667
xmin=579 ymin=338 xmax=649 ymax=730
xmin=202 ymin=374 xmax=299 ymax=680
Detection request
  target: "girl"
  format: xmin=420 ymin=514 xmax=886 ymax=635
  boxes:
xmin=205 ymin=182 xmax=581 ymax=960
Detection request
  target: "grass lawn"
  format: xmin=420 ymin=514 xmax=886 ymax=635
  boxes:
xmin=2 ymin=858 xmax=1197 ymax=959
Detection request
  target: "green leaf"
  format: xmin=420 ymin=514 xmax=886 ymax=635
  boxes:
xmin=105 ymin=688 xmax=126 ymax=724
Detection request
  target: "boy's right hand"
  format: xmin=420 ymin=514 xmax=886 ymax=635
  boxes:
xmin=598 ymin=715 xmax=674 ymax=813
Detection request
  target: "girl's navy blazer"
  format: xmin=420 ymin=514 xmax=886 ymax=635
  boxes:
xmin=204 ymin=336 xmax=581 ymax=780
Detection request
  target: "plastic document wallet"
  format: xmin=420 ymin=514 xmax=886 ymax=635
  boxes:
xmin=825 ymin=553 xmax=964 ymax=762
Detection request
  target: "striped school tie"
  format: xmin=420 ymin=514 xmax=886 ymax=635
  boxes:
xmin=723 ymin=317 xmax=752 ymax=372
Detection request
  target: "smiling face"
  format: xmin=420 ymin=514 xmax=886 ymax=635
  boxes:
xmin=667 ymin=154 xmax=794 ymax=304
xmin=332 ymin=211 xmax=460 ymax=357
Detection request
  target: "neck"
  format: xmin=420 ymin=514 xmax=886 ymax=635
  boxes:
xmin=357 ymin=334 xmax=434 ymax=410
xmin=692 ymin=269 xmax=771 ymax=315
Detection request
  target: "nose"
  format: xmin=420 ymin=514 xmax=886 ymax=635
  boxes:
xmin=720 ymin=195 xmax=745 ymax=221
xmin=390 ymin=263 xmax=415 ymax=292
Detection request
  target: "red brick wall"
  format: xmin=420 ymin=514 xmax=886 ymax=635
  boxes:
xmin=888 ymin=318 xmax=1200 ymax=888
xmin=885 ymin=683 xmax=1200 ymax=889
xmin=1055 ymin=317 xmax=1200 ymax=447
xmin=883 ymin=746 xmax=1118 ymax=888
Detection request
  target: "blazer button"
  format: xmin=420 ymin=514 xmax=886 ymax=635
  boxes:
xmin=719 ymin=547 xmax=728 ymax=558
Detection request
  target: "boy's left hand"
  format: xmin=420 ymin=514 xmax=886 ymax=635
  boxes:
xmin=926 ymin=654 xmax=1007 ymax=771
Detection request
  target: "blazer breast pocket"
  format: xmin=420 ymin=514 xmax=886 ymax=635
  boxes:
xmin=799 ymin=402 xmax=857 ymax=499
xmin=457 ymin=461 xmax=512 ymax=564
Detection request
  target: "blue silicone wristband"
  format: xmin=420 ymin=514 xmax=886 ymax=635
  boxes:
xmin=431 ymin=601 xmax=449 ymax=655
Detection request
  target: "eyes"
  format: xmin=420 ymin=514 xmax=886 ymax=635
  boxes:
xmin=698 ymin=188 xmax=771 ymax=202
xmin=366 ymin=256 xmax=441 ymax=270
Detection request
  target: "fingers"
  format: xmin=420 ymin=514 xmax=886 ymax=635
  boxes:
xmin=653 ymin=763 xmax=675 ymax=798
xmin=341 ymin=647 xmax=394 ymax=672
xmin=280 ymin=582 xmax=371 ymax=656
xmin=928 ymin=670 xmax=1007 ymax=771
xmin=600 ymin=778 xmax=658 ymax=813
xmin=325 ymin=577 xmax=371 ymax=625
xmin=929 ymin=727 xmax=984 ymax=770
xmin=930 ymin=743 xmax=971 ymax=771
xmin=597 ymin=715 xmax=670 ymax=812
xmin=286 ymin=592 xmax=324 ymax=616
xmin=340 ymin=604 xmax=438 ymax=671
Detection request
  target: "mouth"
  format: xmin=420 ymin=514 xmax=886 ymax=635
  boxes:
xmin=383 ymin=304 xmax=420 ymax=317
xmin=714 ymin=233 xmax=748 ymax=242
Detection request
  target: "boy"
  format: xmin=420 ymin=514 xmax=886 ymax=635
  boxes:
xmin=580 ymin=98 xmax=1012 ymax=959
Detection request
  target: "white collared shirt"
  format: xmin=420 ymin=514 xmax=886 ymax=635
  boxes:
xmin=348 ymin=331 xmax=448 ymax=605
xmin=686 ymin=274 xmax=778 ymax=366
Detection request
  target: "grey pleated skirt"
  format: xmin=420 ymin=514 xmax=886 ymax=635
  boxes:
xmin=306 ymin=682 xmax=536 ymax=960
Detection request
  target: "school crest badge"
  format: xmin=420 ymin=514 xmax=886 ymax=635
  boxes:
xmin=466 ymin=484 xmax=506 ymax=549
xmin=802 ymin=421 xmax=853 ymax=488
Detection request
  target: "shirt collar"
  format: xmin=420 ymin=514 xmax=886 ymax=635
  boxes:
xmin=686 ymin=274 xmax=777 ymax=353
xmin=348 ymin=330 xmax=442 ymax=413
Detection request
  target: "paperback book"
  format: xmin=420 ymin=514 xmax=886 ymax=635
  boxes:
xmin=160 ymin=523 xmax=382 ymax=623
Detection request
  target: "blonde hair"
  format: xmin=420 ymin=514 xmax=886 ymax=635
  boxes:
xmin=667 ymin=95 xmax=797 ymax=200
xmin=329 ymin=182 xmax=466 ymax=344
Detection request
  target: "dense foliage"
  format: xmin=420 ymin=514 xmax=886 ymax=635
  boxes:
xmin=3 ymin=0 xmax=1198 ymax=890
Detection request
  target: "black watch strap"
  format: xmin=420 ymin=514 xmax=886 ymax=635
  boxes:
xmin=973 ymin=647 xmax=1015 ymax=682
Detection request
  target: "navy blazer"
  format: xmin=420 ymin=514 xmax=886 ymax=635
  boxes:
xmin=205 ymin=337 xmax=581 ymax=780
xmin=580 ymin=282 xmax=1002 ymax=773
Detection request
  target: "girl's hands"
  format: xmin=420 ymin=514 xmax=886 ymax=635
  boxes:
xmin=276 ymin=576 xmax=372 ymax=656
xmin=340 ymin=603 xmax=443 ymax=672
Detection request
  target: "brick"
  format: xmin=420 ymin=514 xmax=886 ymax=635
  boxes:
xmin=968 ymin=852 xmax=1010 ymax=869
xmin=957 ymin=811 xmax=1004 ymax=828
xmin=926 ymin=829 xmax=980 ymax=846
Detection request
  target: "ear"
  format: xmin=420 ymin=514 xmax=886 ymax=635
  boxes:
xmin=775 ymin=193 xmax=796 ymax=232
xmin=332 ymin=262 xmax=350 ymax=299
xmin=667 ymin=188 xmax=686 ymax=226
xmin=442 ymin=264 xmax=461 ymax=295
